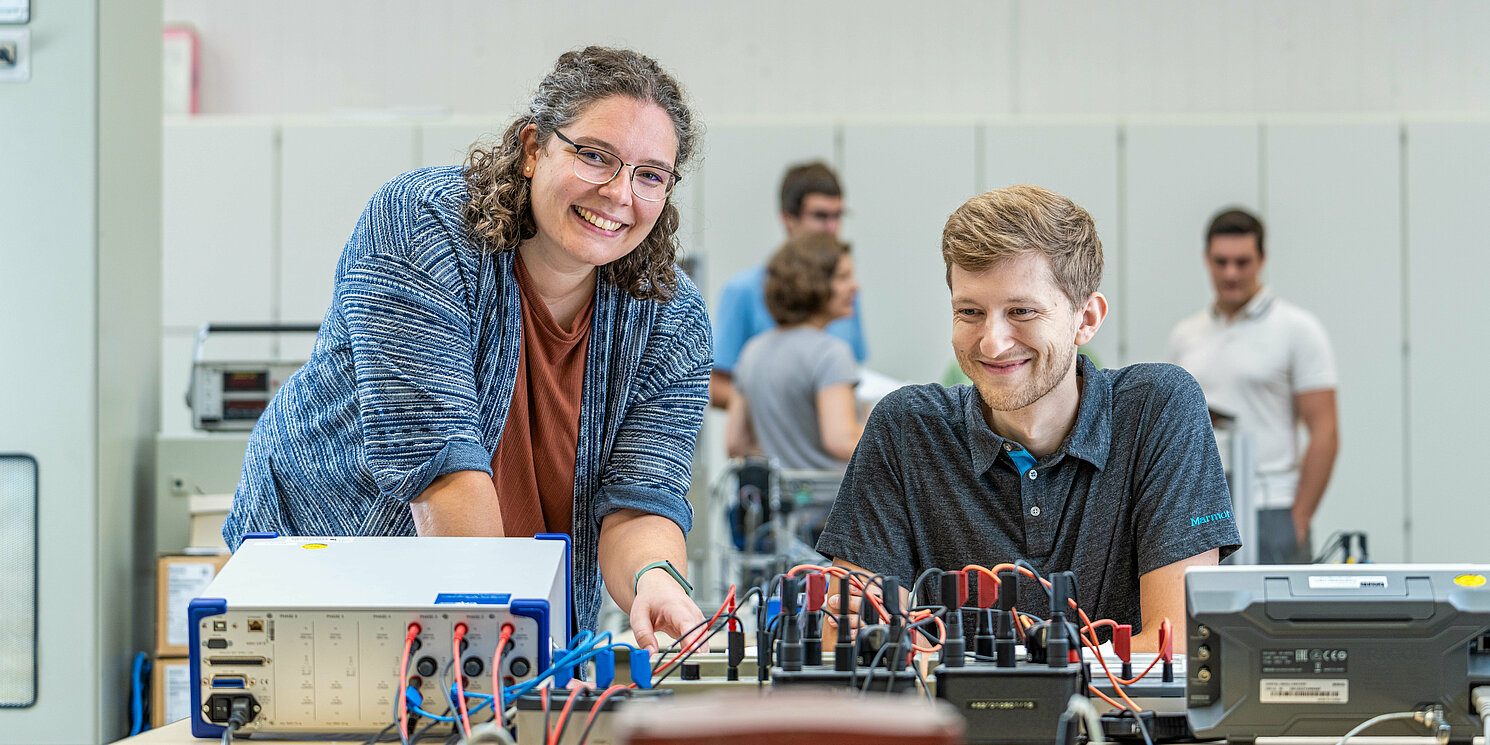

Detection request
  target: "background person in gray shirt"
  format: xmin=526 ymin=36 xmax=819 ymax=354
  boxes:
xmin=816 ymin=185 xmax=1239 ymax=652
xmin=727 ymin=233 xmax=863 ymax=470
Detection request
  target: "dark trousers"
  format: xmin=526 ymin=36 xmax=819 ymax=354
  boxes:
xmin=1257 ymin=507 xmax=1312 ymax=564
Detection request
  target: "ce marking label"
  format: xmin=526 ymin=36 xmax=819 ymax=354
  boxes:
xmin=1261 ymin=648 xmax=1349 ymax=674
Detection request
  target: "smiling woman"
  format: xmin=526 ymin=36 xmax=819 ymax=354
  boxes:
xmin=222 ymin=47 xmax=711 ymax=646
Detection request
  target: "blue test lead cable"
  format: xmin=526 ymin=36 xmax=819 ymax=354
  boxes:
xmin=129 ymin=652 xmax=150 ymax=736
xmin=505 ymin=633 xmax=623 ymax=700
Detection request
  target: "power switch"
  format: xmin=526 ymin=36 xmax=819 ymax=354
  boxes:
xmin=209 ymin=695 xmax=231 ymax=722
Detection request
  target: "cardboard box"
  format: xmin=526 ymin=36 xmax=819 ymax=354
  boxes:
xmin=156 ymin=553 xmax=230 ymax=657
xmin=151 ymin=655 xmax=192 ymax=729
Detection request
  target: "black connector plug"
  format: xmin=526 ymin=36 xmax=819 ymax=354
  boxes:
xmin=779 ymin=576 xmax=804 ymax=672
xmin=973 ymin=570 xmax=996 ymax=659
xmin=1046 ymin=572 xmax=1072 ymax=668
xmin=726 ymin=628 xmax=744 ymax=681
xmin=228 ymin=696 xmax=254 ymax=726
xmin=995 ymin=568 xmax=1018 ymax=668
xmin=834 ymin=573 xmax=855 ymax=672
xmin=757 ymin=579 xmax=774 ymax=682
xmin=804 ymin=613 xmax=824 ymax=666
xmin=804 ymin=573 xmax=826 ymax=666
xmin=882 ymin=576 xmax=906 ymax=672
xmin=940 ymin=571 xmax=966 ymax=668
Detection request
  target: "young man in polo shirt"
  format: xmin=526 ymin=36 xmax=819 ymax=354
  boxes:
xmin=1167 ymin=209 xmax=1339 ymax=564
xmin=816 ymin=185 xmax=1239 ymax=652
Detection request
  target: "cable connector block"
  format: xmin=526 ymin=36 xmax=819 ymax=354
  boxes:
xmin=806 ymin=573 xmax=827 ymax=612
xmin=595 ymin=648 xmax=616 ymax=688
xmin=975 ymin=572 xmax=997 ymax=609
xmin=1113 ymin=624 xmax=1132 ymax=662
xmin=629 ymin=648 xmax=653 ymax=689
xmin=1114 ymin=623 xmax=1133 ymax=679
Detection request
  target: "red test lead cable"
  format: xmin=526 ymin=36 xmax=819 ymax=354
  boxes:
xmin=548 ymin=686 xmax=581 ymax=745
xmin=398 ymin=622 xmax=421 ymax=744
xmin=492 ymin=623 xmax=515 ymax=725
xmin=452 ymin=623 xmax=472 ymax=740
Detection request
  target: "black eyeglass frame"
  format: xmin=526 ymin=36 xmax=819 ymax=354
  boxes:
xmin=552 ymin=130 xmax=681 ymax=201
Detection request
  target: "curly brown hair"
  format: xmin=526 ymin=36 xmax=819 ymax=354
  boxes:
xmin=462 ymin=47 xmax=700 ymax=303
xmin=765 ymin=233 xmax=851 ymax=326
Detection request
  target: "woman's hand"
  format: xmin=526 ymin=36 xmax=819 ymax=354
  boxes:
xmin=629 ymin=569 xmax=705 ymax=653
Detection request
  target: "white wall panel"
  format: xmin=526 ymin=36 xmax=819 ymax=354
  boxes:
xmin=162 ymin=120 xmax=276 ymax=326
xmin=984 ymin=123 xmax=1123 ymax=366
xmin=842 ymin=124 xmax=978 ymax=385
xmin=420 ymin=119 xmax=507 ymax=168
xmin=1263 ymin=121 xmax=1404 ymax=561
xmin=694 ymin=124 xmax=838 ymax=312
xmin=162 ymin=1 xmax=1490 ymax=118
xmin=162 ymin=0 xmax=1016 ymax=119
xmin=1123 ymin=123 xmax=1261 ymax=364
xmin=1405 ymin=121 xmax=1490 ymax=562
xmin=1014 ymin=1 xmax=1429 ymax=115
xmin=278 ymin=122 xmax=420 ymax=323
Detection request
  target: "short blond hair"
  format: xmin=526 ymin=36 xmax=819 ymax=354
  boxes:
xmin=941 ymin=185 xmax=1102 ymax=308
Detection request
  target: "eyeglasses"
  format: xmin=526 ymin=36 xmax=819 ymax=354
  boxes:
xmin=553 ymin=130 xmax=680 ymax=202
xmin=800 ymin=208 xmax=845 ymax=224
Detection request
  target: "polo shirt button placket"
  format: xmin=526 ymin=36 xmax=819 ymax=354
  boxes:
xmin=1028 ymin=470 xmax=1038 ymax=481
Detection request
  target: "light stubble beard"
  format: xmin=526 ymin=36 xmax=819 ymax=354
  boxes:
xmin=962 ymin=342 xmax=1077 ymax=413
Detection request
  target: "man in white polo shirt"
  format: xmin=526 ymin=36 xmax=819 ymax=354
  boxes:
xmin=1167 ymin=208 xmax=1339 ymax=564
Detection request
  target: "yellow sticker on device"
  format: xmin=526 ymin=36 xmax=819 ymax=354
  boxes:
xmin=1454 ymin=574 xmax=1485 ymax=587
xmin=302 ymin=543 xmax=329 ymax=550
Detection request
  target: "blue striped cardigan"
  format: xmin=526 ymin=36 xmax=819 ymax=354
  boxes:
xmin=223 ymin=166 xmax=711 ymax=633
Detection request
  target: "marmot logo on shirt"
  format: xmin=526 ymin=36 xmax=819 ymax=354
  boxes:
xmin=1190 ymin=510 xmax=1232 ymax=527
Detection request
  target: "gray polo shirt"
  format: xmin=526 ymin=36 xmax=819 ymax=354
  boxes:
xmin=816 ymin=355 xmax=1240 ymax=632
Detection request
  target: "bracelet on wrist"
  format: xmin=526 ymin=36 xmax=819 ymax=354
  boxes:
xmin=633 ymin=559 xmax=693 ymax=597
